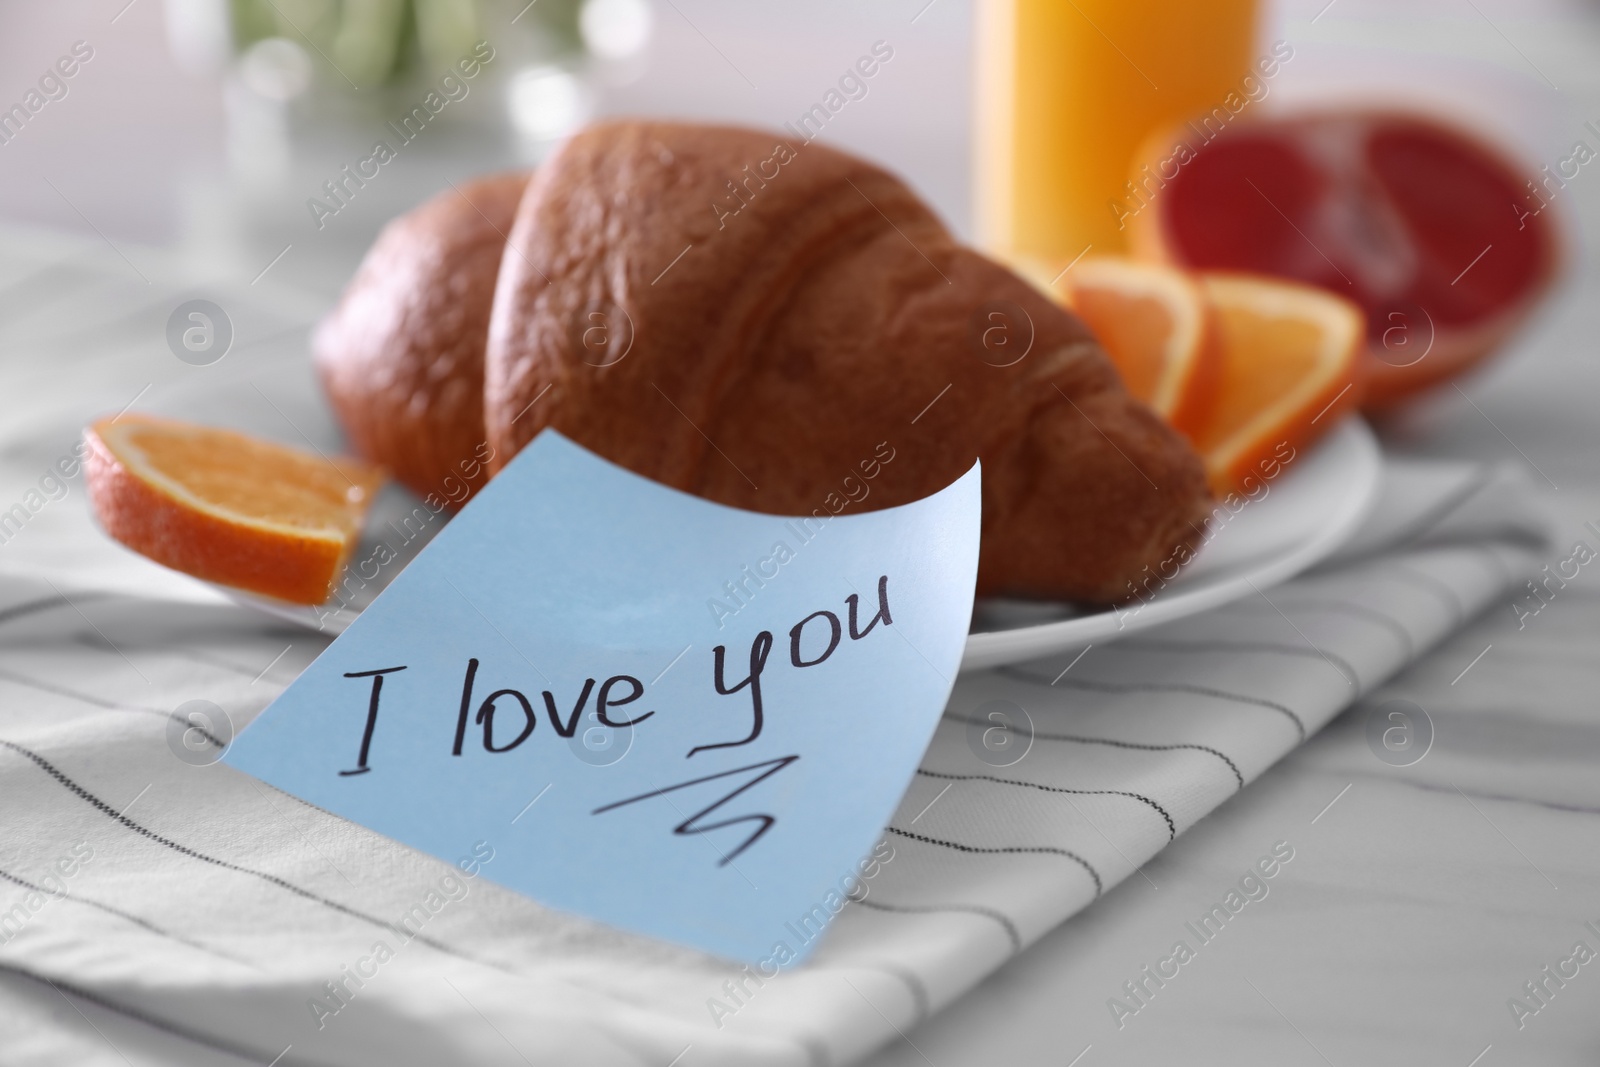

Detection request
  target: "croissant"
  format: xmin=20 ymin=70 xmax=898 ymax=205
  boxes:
xmin=314 ymin=169 xmax=528 ymax=501
xmin=316 ymin=120 xmax=1211 ymax=603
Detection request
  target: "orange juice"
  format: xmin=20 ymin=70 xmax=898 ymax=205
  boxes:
xmin=975 ymin=0 xmax=1259 ymax=264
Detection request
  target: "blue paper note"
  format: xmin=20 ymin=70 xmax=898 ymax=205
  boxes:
xmin=226 ymin=431 xmax=980 ymax=964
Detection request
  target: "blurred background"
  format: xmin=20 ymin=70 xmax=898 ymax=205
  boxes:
xmin=1 ymin=2 xmax=1598 ymax=1062
xmin=1 ymin=0 xmax=1592 ymax=475
xmin=0 ymin=0 xmax=972 ymax=295
xmin=0 ymin=0 xmax=1588 ymax=291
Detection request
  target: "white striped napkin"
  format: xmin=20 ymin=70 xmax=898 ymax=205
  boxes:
xmin=0 ymin=232 xmax=1549 ymax=1066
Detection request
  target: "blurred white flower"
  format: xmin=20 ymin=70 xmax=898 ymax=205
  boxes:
xmin=508 ymin=65 xmax=590 ymax=141
xmin=163 ymin=0 xmax=234 ymax=76
xmin=579 ymin=0 xmax=654 ymax=60
xmin=238 ymin=37 xmax=314 ymax=102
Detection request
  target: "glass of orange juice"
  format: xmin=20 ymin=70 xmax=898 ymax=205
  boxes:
xmin=975 ymin=0 xmax=1260 ymax=269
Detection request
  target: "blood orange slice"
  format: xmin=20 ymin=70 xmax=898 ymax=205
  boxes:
xmin=1129 ymin=109 xmax=1558 ymax=408
xmin=1054 ymin=257 xmax=1221 ymax=439
xmin=84 ymin=415 xmax=384 ymax=604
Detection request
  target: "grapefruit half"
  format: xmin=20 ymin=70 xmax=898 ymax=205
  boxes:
xmin=1128 ymin=109 xmax=1558 ymax=409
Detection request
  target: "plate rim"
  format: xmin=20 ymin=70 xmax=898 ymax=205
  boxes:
xmin=229 ymin=419 xmax=1384 ymax=659
xmin=957 ymin=418 xmax=1384 ymax=673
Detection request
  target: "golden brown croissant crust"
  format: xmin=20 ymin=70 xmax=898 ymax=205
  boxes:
xmin=315 ymin=170 xmax=527 ymax=500
xmin=318 ymin=121 xmax=1212 ymax=604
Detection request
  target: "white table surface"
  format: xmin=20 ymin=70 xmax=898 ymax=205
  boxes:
xmin=1 ymin=0 xmax=1597 ymax=1063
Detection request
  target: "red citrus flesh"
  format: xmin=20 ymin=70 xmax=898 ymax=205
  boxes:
xmin=1130 ymin=110 xmax=1557 ymax=408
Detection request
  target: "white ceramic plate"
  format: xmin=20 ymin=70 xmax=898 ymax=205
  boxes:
xmin=960 ymin=417 xmax=1382 ymax=671
xmin=230 ymin=419 xmax=1382 ymax=673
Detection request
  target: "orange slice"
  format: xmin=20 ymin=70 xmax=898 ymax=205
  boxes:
xmin=84 ymin=415 xmax=384 ymax=604
xmin=1054 ymin=257 xmax=1221 ymax=439
xmin=1191 ymin=273 xmax=1366 ymax=494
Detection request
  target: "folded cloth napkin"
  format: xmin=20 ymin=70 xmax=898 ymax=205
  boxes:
xmin=0 ymin=235 xmax=1550 ymax=1066
xmin=0 ymin=465 xmax=1547 ymax=1067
